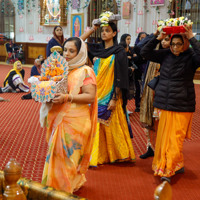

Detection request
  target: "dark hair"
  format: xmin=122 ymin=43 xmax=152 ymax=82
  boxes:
xmin=135 ymin=32 xmax=147 ymax=46
xmin=53 ymin=26 xmax=63 ymax=33
xmin=101 ymin=22 xmax=118 ymax=46
xmin=170 ymin=34 xmax=184 ymax=45
xmin=63 ymin=37 xmax=82 ymax=54
xmin=160 ymin=34 xmax=172 ymax=49
xmin=53 ymin=26 xmax=64 ymax=45
xmin=119 ymin=41 xmax=128 ymax=49
xmin=120 ymin=34 xmax=131 ymax=43
xmin=38 ymin=55 xmax=43 ymax=59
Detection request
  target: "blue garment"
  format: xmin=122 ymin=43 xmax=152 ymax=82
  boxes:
xmin=137 ymin=33 xmax=154 ymax=49
xmin=46 ymin=38 xmax=62 ymax=57
xmin=31 ymin=66 xmax=40 ymax=76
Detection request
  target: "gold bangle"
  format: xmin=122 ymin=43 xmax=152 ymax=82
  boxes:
xmin=64 ymin=94 xmax=68 ymax=103
xmin=69 ymin=94 xmax=73 ymax=103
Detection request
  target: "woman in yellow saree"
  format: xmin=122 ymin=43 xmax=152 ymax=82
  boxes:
xmin=81 ymin=19 xmax=135 ymax=166
xmin=41 ymin=37 xmax=97 ymax=193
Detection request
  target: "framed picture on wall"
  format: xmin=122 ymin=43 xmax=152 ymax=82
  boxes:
xmin=150 ymin=0 xmax=165 ymax=6
xmin=122 ymin=2 xmax=131 ymax=19
xmin=71 ymin=13 xmax=84 ymax=37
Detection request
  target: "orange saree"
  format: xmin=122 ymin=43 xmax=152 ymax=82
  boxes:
xmin=152 ymin=110 xmax=193 ymax=177
xmin=42 ymin=66 xmax=97 ymax=193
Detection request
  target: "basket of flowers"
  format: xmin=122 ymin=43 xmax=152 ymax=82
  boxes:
xmin=92 ymin=11 xmax=121 ymax=27
xmin=30 ymin=51 xmax=68 ymax=102
xmin=157 ymin=16 xmax=193 ymax=34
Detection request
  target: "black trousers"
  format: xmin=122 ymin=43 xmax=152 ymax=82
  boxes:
xmin=134 ymin=79 xmax=141 ymax=108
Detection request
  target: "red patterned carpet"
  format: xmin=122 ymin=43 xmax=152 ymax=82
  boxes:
xmin=0 ymin=64 xmax=200 ymax=199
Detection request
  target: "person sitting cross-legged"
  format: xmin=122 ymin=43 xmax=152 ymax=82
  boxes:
xmin=0 ymin=61 xmax=29 ymax=93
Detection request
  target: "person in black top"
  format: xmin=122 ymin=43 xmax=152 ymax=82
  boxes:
xmin=120 ymin=34 xmax=137 ymax=102
xmin=132 ymin=32 xmax=148 ymax=112
xmin=5 ymin=40 xmax=19 ymax=64
xmin=140 ymin=24 xmax=200 ymax=183
xmin=139 ymin=34 xmax=171 ymax=159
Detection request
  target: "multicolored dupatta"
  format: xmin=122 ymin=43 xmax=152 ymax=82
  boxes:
xmin=93 ymin=55 xmax=115 ymax=125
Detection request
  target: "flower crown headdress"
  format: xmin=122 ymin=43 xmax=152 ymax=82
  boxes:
xmin=93 ymin=11 xmax=121 ymax=27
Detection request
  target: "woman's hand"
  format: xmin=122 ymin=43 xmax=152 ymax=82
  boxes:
xmin=16 ymin=88 xmax=20 ymax=93
xmin=154 ymin=29 xmax=160 ymax=37
xmin=92 ymin=20 xmax=100 ymax=31
xmin=157 ymin=32 xmax=167 ymax=41
xmin=52 ymin=93 xmax=66 ymax=104
xmin=93 ymin=57 xmax=99 ymax=64
xmin=92 ymin=24 xmax=100 ymax=31
xmin=107 ymin=99 xmax=117 ymax=110
xmin=133 ymin=54 xmax=137 ymax=57
xmin=130 ymin=67 xmax=135 ymax=72
xmin=183 ymin=24 xmax=194 ymax=39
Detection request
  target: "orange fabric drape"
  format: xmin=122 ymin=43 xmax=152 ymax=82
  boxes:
xmin=152 ymin=110 xmax=193 ymax=177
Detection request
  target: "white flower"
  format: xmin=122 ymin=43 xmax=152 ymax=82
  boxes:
xmin=157 ymin=16 xmax=193 ymax=31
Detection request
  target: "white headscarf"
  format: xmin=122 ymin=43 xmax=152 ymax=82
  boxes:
xmin=67 ymin=38 xmax=88 ymax=70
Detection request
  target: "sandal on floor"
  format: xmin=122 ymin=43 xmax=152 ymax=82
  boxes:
xmin=175 ymin=167 xmax=185 ymax=175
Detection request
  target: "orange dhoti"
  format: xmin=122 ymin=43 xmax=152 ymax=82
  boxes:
xmin=152 ymin=110 xmax=193 ymax=177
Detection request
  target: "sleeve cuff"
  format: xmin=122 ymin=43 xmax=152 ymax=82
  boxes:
xmin=189 ymin=37 xmax=197 ymax=44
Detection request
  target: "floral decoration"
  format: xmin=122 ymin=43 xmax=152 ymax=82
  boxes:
xmin=157 ymin=16 xmax=193 ymax=32
xmin=1 ymin=0 xmax=15 ymax=16
xmin=67 ymin=0 xmax=90 ymax=13
xmin=99 ymin=11 xmax=114 ymax=27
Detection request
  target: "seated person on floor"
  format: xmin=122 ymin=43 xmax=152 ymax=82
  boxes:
xmin=22 ymin=58 xmax=42 ymax=100
xmin=38 ymin=55 xmax=45 ymax=65
xmin=0 ymin=61 xmax=29 ymax=93
xmin=31 ymin=58 xmax=41 ymax=76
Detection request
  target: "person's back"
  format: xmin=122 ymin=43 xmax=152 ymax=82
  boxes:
xmin=6 ymin=42 xmax=12 ymax=52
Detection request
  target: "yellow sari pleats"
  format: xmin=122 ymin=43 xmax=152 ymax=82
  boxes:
xmin=152 ymin=110 xmax=193 ymax=177
xmin=90 ymin=56 xmax=135 ymax=166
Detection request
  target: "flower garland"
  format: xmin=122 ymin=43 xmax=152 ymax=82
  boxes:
xmin=157 ymin=16 xmax=193 ymax=32
xmin=11 ymin=0 xmax=40 ymax=15
xmin=17 ymin=0 xmax=24 ymax=15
